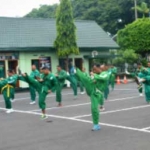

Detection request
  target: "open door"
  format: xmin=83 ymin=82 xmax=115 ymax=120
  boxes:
xmin=75 ymin=58 xmax=83 ymax=70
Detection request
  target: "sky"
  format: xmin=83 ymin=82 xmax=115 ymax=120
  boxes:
xmin=0 ymin=0 xmax=59 ymax=17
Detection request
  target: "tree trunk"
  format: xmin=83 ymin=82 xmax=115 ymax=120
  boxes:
xmin=65 ymin=55 xmax=69 ymax=72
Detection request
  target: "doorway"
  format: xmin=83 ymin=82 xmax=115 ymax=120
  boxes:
xmin=0 ymin=61 xmax=5 ymax=78
xmin=8 ymin=60 xmax=19 ymax=87
xmin=8 ymin=60 xmax=18 ymax=73
xmin=75 ymin=58 xmax=83 ymax=70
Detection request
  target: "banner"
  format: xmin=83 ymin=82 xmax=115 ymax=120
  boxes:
xmin=0 ymin=53 xmax=19 ymax=60
xmin=39 ymin=57 xmax=51 ymax=69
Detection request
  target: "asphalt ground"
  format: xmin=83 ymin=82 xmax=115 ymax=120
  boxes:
xmin=0 ymin=83 xmax=150 ymax=150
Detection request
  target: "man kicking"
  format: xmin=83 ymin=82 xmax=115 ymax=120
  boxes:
xmin=75 ymin=64 xmax=108 ymax=131
xmin=21 ymin=66 xmax=57 ymax=119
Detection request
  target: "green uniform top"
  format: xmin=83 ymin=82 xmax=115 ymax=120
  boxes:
xmin=141 ymin=67 xmax=150 ymax=82
xmin=0 ymin=74 xmax=18 ymax=90
xmin=111 ymin=67 xmax=117 ymax=75
xmin=109 ymin=67 xmax=117 ymax=81
xmin=83 ymin=72 xmax=89 ymax=77
xmin=7 ymin=74 xmax=18 ymax=86
xmin=41 ymin=73 xmax=57 ymax=93
xmin=56 ymin=70 xmax=67 ymax=84
xmin=30 ymin=69 xmax=40 ymax=78
xmin=93 ymin=71 xmax=109 ymax=92
xmin=107 ymin=69 xmax=112 ymax=81
xmin=130 ymin=67 xmax=145 ymax=78
xmin=40 ymin=73 xmax=44 ymax=78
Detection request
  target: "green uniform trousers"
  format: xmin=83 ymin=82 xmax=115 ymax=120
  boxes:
xmin=138 ymin=84 xmax=143 ymax=93
xmin=90 ymin=92 xmax=103 ymax=124
xmin=110 ymin=74 xmax=116 ymax=90
xmin=76 ymin=69 xmax=103 ymax=124
xmin=78 ymin=81 xmax=84 ymax=92
xmin=67 ymin=75 xmax=77 ymax=96
xmin=29 ymin=85 xmax=36 ymax=101
xmin=2 ymin=88 xmax=14 ymax=109
xmin=104 ymin=83 xmax=109 ymax=100
xmin=56 ymin=83 xmax=64 ymax=103
xmin=144 ymin=84 xmax=150 ymax=102
xmin=38 ymin=91 xmax=48 ymax=110
xmin=22 ymin=76 xmax=47 ymax=110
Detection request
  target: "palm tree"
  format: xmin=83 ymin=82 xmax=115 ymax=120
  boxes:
xmin=132 ymin=2 xmax=150 ymax=18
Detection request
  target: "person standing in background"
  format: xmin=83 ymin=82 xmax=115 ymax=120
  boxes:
xmin=55 ymin=65 xmax=68 ymax=107
xmin=29 ymin=65 xmax=40 ymax=104
xmin=110 ymin=65 xmax=117 ymax=91
xmin=78 ymin=67 xmax=88 ymax=94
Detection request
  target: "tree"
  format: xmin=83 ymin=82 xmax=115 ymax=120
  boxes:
xmin=117 ymin=18 xmax=150 ymax=57
xmin=25 ymin=4 xmax=58 ymax=18
xmin=132 ymin=2 xmax=150 ymax=17
xmin=71 ymin=0 xmax=135 ymax=34
xmin=54 ymin=0 xmax=79 ymax=70
xmin=113 ymin=49 xmax=138 ymax=65
xmin=25 ymin=0 xmax=150 ymax=34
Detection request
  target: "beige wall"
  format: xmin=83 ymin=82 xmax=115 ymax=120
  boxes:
xmin=19 ymin=51 xmax=59 ymax=87
xmin=18 ymin=51 xmax=90 ymax=88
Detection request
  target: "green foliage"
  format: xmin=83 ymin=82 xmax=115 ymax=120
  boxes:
xmin=25 ymin=5 xmax=58 ymax=18
xmin=117 ymin=18 xmax=150 ymax=55
xmin=25 ymin=0 xmax=150 ymax=34
xmin=54 ymin=0 xmax=79 ymax=57
xmin=112 ymin=49 xmax=138 ymax=65
xmin=72 ymin=0 xmax=129 ymax=34
xmin=141 ymin=58 xmax=148 ymax=67
xmin=132 ymin=2 xmax=150 ymax=17
xmin=123 ymin=49 xmax=138 ymax=63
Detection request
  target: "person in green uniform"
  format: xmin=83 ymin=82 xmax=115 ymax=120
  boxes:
xmin=29 ymin=65 xmax=40 ymax=104
xmin=10 ymin=69 xmax=16 ymax=102
xmin=102 ymin=65 xmax=111 ymax=101
xmin=137 ymin=61 xmax=150 ymax=103
xmin=136 ymin=63 xmax=144 ymax=96
xmin=21 ymin=66 xmax=57 ymax=119
xmin=55 ymin=65 xmax=68 ymax=107
xmin=110 ymin=65 xmax=117 ymax=91
xmin=126 ymin=63 xmax=143 ymax=96
xmin=75 ymin=64 xmax=108 ymax=131
xmin=98 ymin=64 xmax=110 ymax=111
xmin=0 ymin=69 xmax=18 ymax=113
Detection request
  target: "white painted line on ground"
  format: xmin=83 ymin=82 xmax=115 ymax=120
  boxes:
xmin=72 ymin=104 xmax=150 ymax=119
xmin=115 ymin=89 xmax=137 ymax=91
xmin=108 ymin=96 xmax=140 ymax=102
xmin=0 ymin=92 xmax=73 ymax=103
xmin=0 ymin=107 xmax=150 ymax=134
xmin=31 ymin=102 xmax=90 ymax=112
xmin=141 ymin=126 xmax=150 ymax=130
xmin=73 ymin=118 xmax=150 ymax=134
xmin=31 ymin=95 xmax=139 ymax=112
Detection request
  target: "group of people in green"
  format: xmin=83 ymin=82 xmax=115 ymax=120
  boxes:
xmin=0 ymin=63 xmax=117 ymax=131
xmin=126 ymin=61 xmax=150 ymax=104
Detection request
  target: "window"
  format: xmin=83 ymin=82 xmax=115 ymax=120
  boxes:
xmin=31 ymin=59 xmax=40 ymax=70
xmin=39 ymin=57 xmax=51 ymax=70
xmin=0 ymin=61 xmax=5 ymax=78
xmin=59 ymin=58 xmax=73 ymax=71
xmin=32 ymin=57 xmax=51 ymax=70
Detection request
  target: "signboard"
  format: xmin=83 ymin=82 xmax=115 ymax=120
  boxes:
xmin=39 ymin=57 xmax=51 ymax=69
xmin=0 ymin=53 xmax=19 ymax=60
